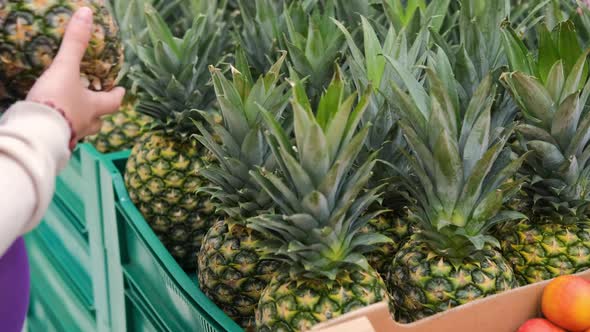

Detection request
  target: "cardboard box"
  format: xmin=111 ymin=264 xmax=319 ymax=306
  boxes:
xmin=312 ymin=270 xmax=590 ymax=332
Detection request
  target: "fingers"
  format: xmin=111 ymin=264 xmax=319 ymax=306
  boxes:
xmin=88 ymin=87 xmax=126 ymax=116
xmin=53 ymin=7 xmax=94 ymax=68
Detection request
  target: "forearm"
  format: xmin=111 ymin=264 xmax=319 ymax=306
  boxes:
xmin=0 ymin=101 xmax=71 ymax=256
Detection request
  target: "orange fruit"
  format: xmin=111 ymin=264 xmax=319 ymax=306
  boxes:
xmin=517 ymin=318 xmax=566 ymax=332
xmin=542 ymin=275 xmax=590 ymax=332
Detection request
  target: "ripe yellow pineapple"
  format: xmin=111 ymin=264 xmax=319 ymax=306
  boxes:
xmin=384 ymin=64 xmax=523 ymax=322
xmin=499 ymin=20 xmax=590 ymax=284
xmin=250 ymin=72 xmax=392 ymax=331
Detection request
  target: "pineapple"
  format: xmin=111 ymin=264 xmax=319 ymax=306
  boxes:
xmin=88 ymin=0 xmax=230 ymax=154
xmin=499 ymin=20 xmax=590 ymax=284
xmin=250 ymin=71 xmax=391 ymax=331
xmin=384 ymin=55 xmax=526 ymax=322
xmin=124 ymin=6 xmax=227 ymax=269
xmin=195 ymin=51 xmax=291 ymax=329
xmin=0 ymin=0 xmax=123 ymax=109
xmin=361 ymin=211 xmax=412 ymax=274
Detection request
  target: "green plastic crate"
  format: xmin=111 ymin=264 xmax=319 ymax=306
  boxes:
xmin=55 ymin=148 xmax=86 ymax=228
xmin=26 ymin=292 xmax=62 ymax=332
xmin=25 ymin=229 xmax=96 ymax=332
xmin=25 ymin=144 xmax=114 ymax=332
xmin=87 ymin=147 xmax=243 ymax=332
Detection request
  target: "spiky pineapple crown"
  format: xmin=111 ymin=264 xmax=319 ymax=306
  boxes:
xmin=281 ymin=2 xmax=345 ymax=102
xmin=235 ymin=0 xmax=286 ymax=76
xmin=108 ymin=0 xmax=180 ymax=90
xmin=336 ymin=15 xmax=431 ymax=145
xmin=429 ymin=0 xmax=536 ymax=132
xmin=248 ymin=70 xmax=391 ymax=280
xmin=335 ymin=14 xmax=434 ymax=196
xmin=195 ymin=50 xmax=292 ymax=220
xmin=237 ymin=0 xmax=361 ymax=101
xmin=388 ymin=52 xmax=527 ymax=259
xmin=128 ymin=3 xmax=228 ymax=138
xmin=501 ymin=20 xmax=590 ymax=224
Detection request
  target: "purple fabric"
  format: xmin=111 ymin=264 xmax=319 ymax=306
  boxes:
xmin=0 ymin=237 xmax=30 ymax=332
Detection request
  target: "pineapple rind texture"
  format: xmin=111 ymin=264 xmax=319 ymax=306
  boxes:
xmin=125 ymin=131 xmax=217 ymax=269
xmin=86 ymin=100 xmax=151 ymax=153
xmin=499 ymin=222 xmax=590 ymax=284
xmin=388 ymin=239 xmax=518 ymax=323
xmin=255 ymin=267 xmax=389 ymax=332
xmin=363 ymin=212 xmax=412 ymax=276
xmin=198 ymin=220 xmax=281 ymax=329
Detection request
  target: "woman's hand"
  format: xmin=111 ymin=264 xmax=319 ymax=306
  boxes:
xmin=26 ymin=7 xmax=125 ymax=141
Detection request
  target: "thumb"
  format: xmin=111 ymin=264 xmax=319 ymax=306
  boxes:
xmin=53 ymin=7 xmax=94 ymax=68
xmin=89 ymin=87 xmax=126 ymax=116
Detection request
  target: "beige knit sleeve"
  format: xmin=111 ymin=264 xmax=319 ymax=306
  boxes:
xmin=0 ymin=101 xmax=71 ymax=255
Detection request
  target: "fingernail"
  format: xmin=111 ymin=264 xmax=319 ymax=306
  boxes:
xmin=76 ymin=7 xmax=93 ymax=23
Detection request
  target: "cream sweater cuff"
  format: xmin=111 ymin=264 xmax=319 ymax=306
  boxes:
xmin=0 ymin=101 xmax=71 ymax=233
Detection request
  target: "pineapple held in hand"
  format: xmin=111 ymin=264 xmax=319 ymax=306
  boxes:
xmin=0 ymin=0 xmax=123 ymax=107
xmin=385 ymin=56 xmax=525 ymax=322
xmin=250 ymin=72 xmax=391 ymax=331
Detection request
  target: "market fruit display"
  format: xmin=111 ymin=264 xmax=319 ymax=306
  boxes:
xmin=17 ymin=0 xmax=590 ymax=331
xmin=0 ymin=0 xmax=123 ymax=108
xmin=517 ymin=318 xmax=567 ymax=332
xmin=542 ymin=276 xmax=590 ymax=332
xmin=118 ymin=0 xmax=590 ymax=329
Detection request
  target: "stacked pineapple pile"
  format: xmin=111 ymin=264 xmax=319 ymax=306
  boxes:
xmin=5 ymin=0 xmax=590 ymax=331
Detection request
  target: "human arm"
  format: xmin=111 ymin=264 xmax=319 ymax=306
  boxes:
xmin=0 ymin=7 xmax=125 ymax=256
xmin=0 ymin=102 xmax=71 ymax=255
